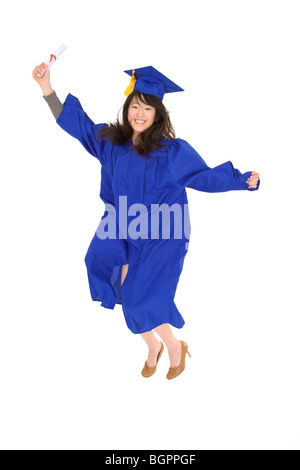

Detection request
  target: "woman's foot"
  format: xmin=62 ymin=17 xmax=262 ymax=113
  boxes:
xmin=141 ymin=341 xmax=164 ymax=378
xmin=166 ymin=341 xmax=191 ymax=380
xmin=167 ymin=339 xmax=182 ymax=368
xmin=146 ymin=340 xmax=164 ymax=368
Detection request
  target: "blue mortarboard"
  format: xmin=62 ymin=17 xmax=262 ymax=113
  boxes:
xmin=124 ymin=66 xmax=184 ymax=100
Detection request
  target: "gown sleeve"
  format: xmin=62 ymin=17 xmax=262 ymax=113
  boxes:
xmin=167 ymin=138 xmax=260 ymax=192
xmin=56 ymin=93 xmax=109 ymax=165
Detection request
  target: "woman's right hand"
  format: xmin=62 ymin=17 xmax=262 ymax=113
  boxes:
xmin=32 ymin=62 xmax=53 ymax=95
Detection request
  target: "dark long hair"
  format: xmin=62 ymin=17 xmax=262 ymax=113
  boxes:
xmin=98 ymin=90 xmax=176 ymax=156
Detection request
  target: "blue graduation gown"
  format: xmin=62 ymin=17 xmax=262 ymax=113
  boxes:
xmin=56 ymin=93 xmax=260 ymax=334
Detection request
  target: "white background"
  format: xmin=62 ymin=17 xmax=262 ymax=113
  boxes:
xmin=0 ymin=0 xmax=299 ymax=450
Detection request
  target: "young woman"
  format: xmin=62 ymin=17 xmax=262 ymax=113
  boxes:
xmin=32 ymin=63 xmax=260 ymax=380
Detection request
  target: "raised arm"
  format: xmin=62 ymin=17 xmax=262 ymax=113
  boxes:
xmin=43 ymin=90 xmax=64 ymax=120
xmin=32 ymin=62 xmax=109 ymax=165
xmin=32 ymin=62 xmax=54 ymax=96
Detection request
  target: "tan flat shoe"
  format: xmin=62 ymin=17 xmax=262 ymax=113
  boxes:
xmin=166 ymin=340 xmax=191 ymax=380
xmin=141 ymin=342 xmax=164 ymax=378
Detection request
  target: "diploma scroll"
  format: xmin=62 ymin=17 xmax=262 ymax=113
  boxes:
xmin=37 ymin=44 xmax=67 ymax=77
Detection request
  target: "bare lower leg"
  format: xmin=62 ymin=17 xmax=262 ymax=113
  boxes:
xmin=121 ymin=264 xmax=129 ymax=285
xmin=140 ymin=331 xmax=162 ymax=368
xmin=154 ymin=323 xmax=181 ymax=368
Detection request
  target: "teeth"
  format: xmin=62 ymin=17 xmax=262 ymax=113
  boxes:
xmin=135 ymin=120 xmax=145 ymax=123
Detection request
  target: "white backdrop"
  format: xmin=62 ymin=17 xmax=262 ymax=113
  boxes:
xmin=0 ymin=0 xmax=299 ymax=450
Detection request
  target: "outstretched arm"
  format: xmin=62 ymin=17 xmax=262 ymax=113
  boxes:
xmin=168 ymin=139 xmax=260 ymax=192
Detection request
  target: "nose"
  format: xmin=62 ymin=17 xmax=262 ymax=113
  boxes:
xmin=136 ymin=107 xmax=145 ymax=117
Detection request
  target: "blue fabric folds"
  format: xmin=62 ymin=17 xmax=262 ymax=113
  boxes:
xmin=55 ymin=93 xmax=260 ymax=334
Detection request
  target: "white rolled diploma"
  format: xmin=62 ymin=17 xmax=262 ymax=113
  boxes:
xmin=37 ymin=44 xmax=67 ymax=77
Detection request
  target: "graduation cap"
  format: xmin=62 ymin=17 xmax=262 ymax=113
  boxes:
xmin=124 ymin=66 xmax=184 ymax=100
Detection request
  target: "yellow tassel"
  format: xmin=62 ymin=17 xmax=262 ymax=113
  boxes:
xmin=124 ymin=69 xmax=136 ymax=97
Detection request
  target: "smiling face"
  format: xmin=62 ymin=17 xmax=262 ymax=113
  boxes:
xmin=127 ymin=95 xmax=156 ymax=140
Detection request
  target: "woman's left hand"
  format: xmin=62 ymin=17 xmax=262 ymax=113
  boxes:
xmin=246 ymin=171 xmax=260 ymax=189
